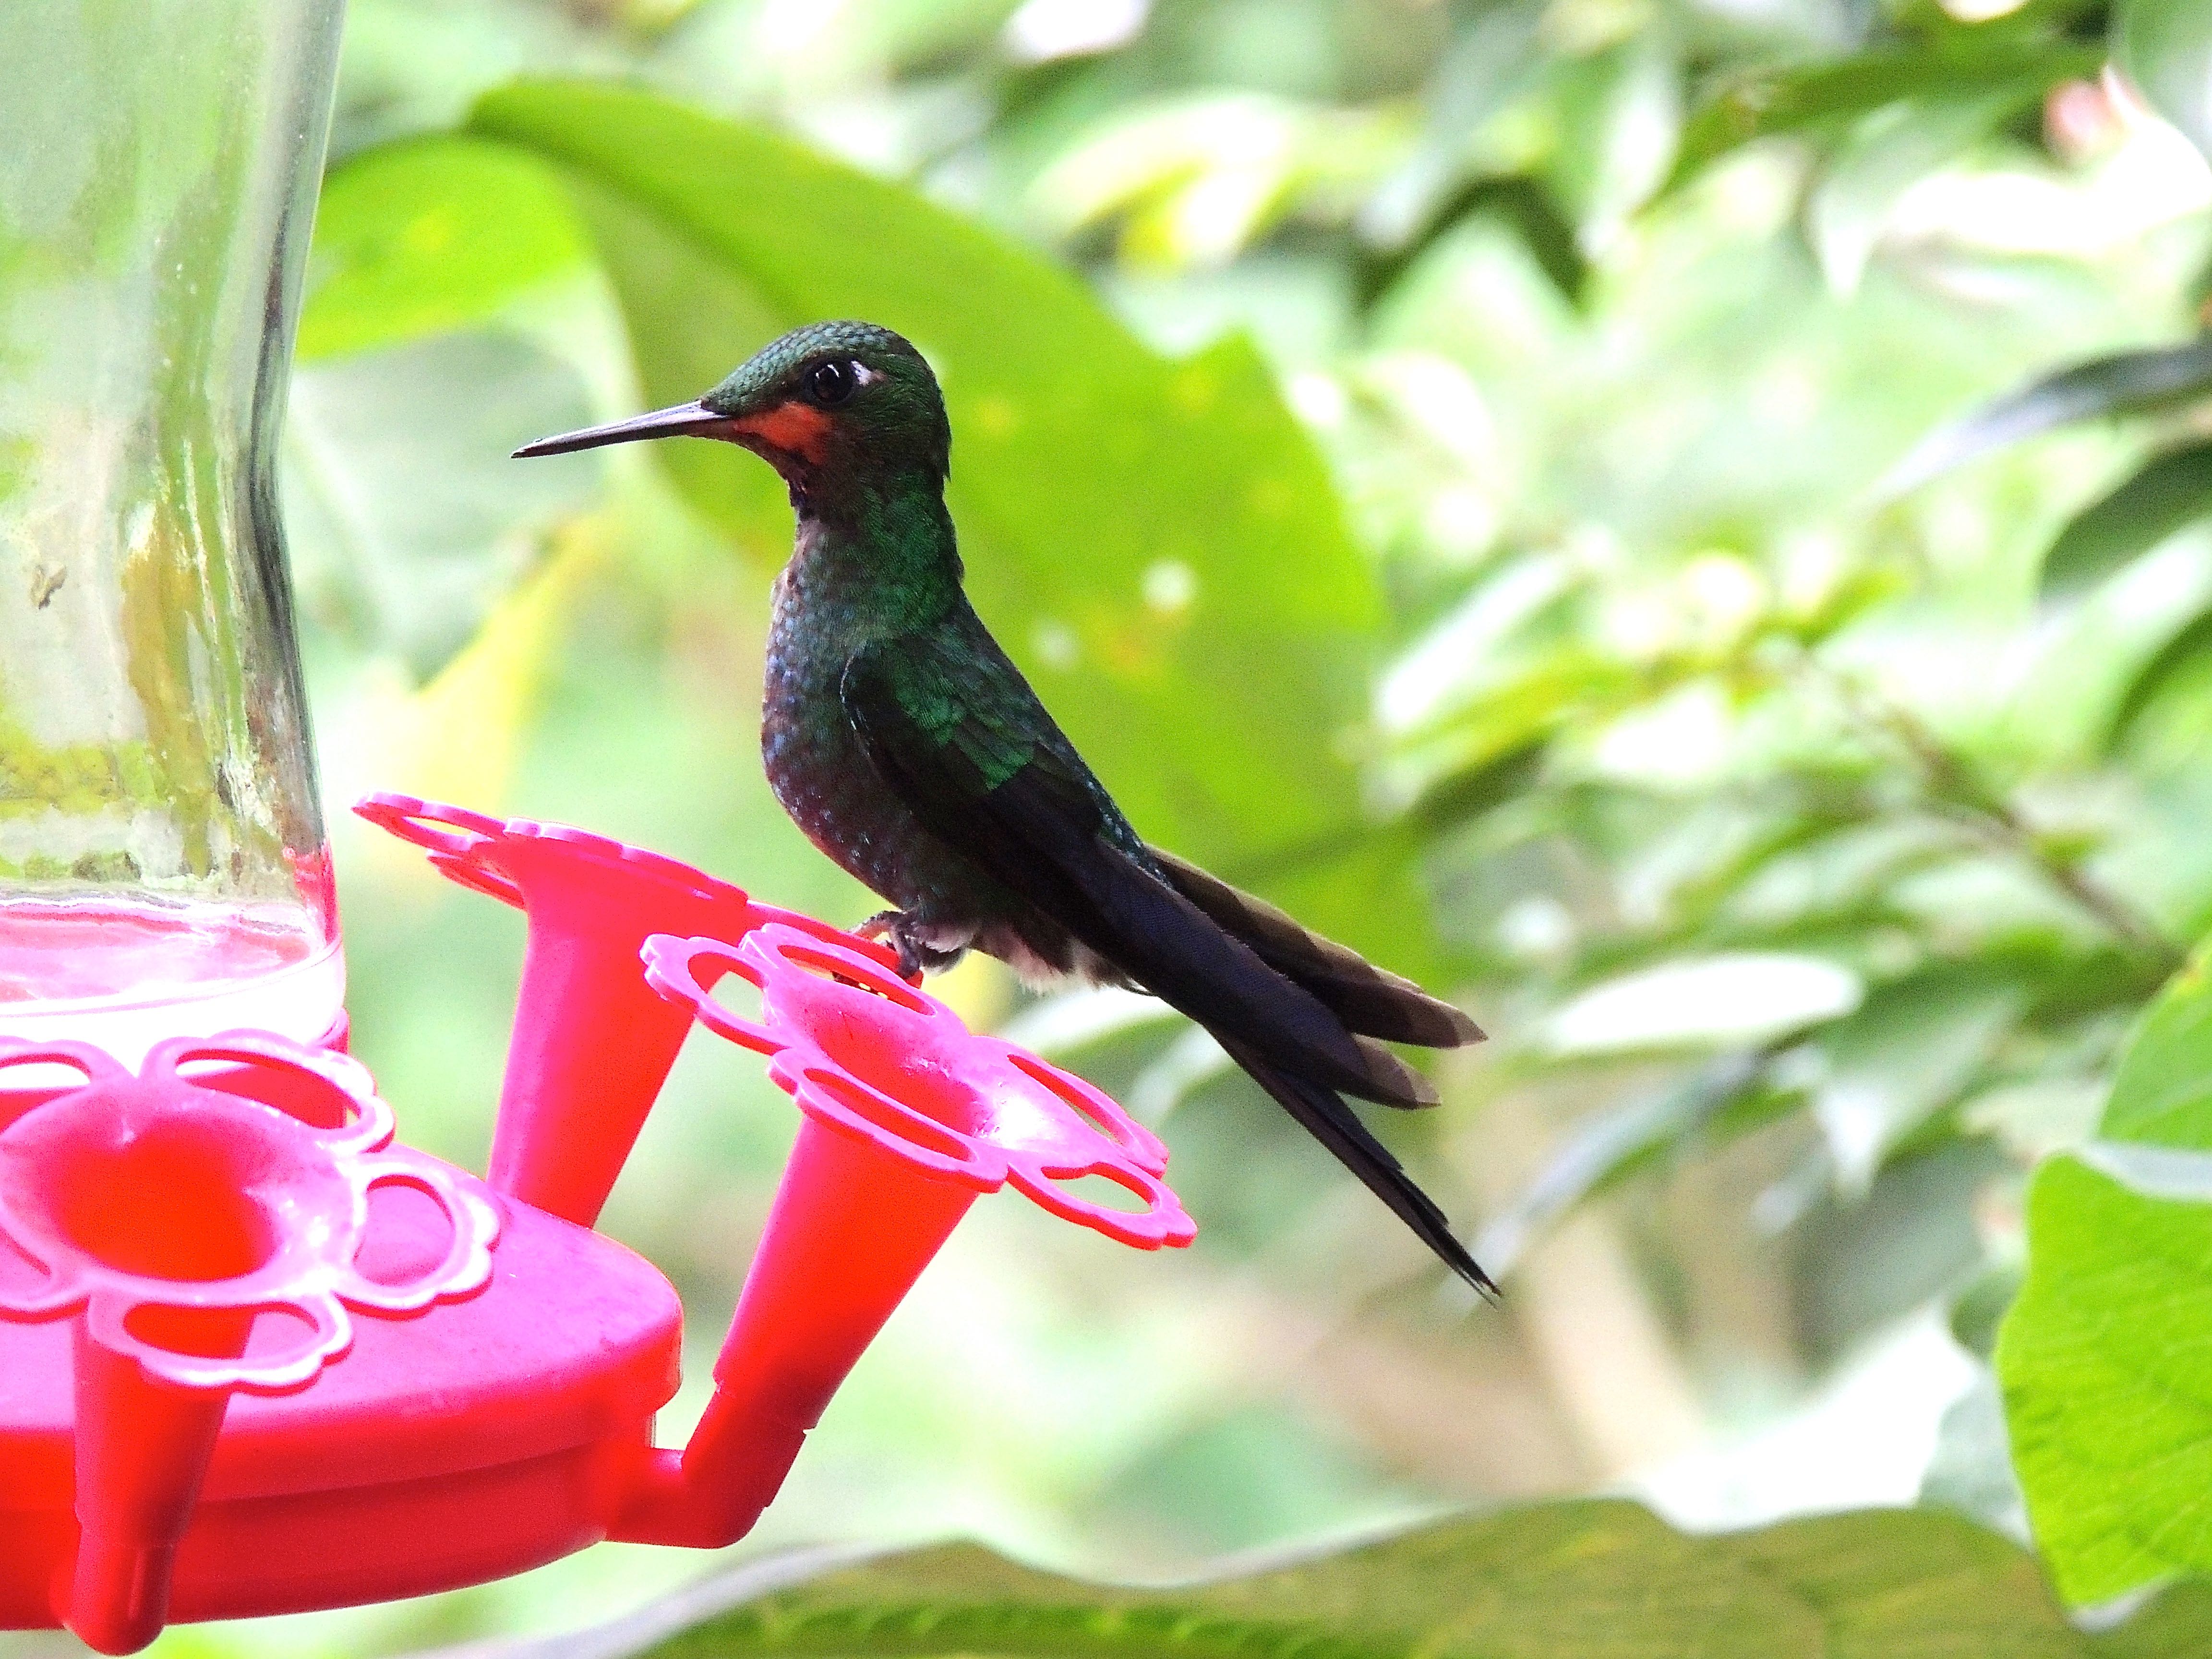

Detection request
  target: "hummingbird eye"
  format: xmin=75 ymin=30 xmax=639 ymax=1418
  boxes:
xmin=805 ymin=360 xmax=856 ymax=407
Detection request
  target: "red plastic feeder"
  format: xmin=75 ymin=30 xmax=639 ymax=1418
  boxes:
xmin=0 ymin=794 xmax=1192 ymax=1652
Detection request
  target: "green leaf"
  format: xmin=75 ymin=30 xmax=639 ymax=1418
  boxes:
xmin=2098 ymin=948 xmax=2212 ymax=1147
xmin=2000 ymin=946 xmax=2212 ymax=1604
xmin=1879 ymin=337 xmax=2212 ymax=497
xmin=1535 ymin=36 xmax=1681 ymax=240
xmin=1999 ymin=1154 xmax=2212 ymax=1605
xmin=281 ymin=133 xmax=606 ymax=677
xmin=1029 ymin=91 xmax=1409 ymax=271
xmin=2102 ymin=1580 xmax=2212 ymax=1658
xmin=1809 ymin=969 xmax=2025 ymax=1188
xmin=463 ymin=82 xmax=1428 ymax=969
xmin=2043 ymin=442 xmax=2212 ymax=601
xmin=283 ymin=331 xmax=599 ymax=678
xmin=1543 ymin=952 xmax=1863 ymax=1055
xmin=2117 ymin=0 xmax=2212 ymax=164
xmin=1356 ymin=0 xmax=1548 ymax=251
xmin=1806 ymin=94 xmax=2022 ymax=295
xmin=300 ymin=136 xmax=590 ymax=362
xmin=1951 ymin=1260 xmax=2026 ymax=1359
xmin=1666 ymin=41 xmax=2099 ymax=193
xmin=2106 ymin=603 xmax=2212 ymax=752
xmin=403 ymin=1499 xmax=2212 ymax=1657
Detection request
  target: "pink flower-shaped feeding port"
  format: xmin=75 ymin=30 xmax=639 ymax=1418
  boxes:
xmin=0 ymin=1034 xmax=498 ymax=1653
xmin=646 ymin=924 xmax=1194 ymax=1247
xmin=354 ymin=792 xmax=907 ymax=1230
xmin=613 ymin=925 xmax=1193 ymax=1549
xmin=0 ymin=1035 xmax=497 ymax=1388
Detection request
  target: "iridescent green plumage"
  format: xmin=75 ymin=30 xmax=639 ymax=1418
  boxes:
xmin=516 ymin=321 xmax=1494 ymax=1295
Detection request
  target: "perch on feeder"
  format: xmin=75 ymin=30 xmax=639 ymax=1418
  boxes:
xmin=0 ymin=4 xmax=1196 ymax=1651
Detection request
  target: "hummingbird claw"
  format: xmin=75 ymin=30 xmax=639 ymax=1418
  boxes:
xmin=855 ymin=908 xmax=965 ymax=980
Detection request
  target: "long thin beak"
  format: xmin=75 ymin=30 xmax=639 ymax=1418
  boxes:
xmin=512 ymin=399 xmax=729 ymax=458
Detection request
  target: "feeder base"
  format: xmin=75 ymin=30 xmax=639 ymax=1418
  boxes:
xmin=0 ymin=1193 xmax=683 ymax=1630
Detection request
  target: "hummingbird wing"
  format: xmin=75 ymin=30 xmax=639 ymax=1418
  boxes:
xmin=841 ymin=619 xmax=1497 ymax=1295
xmin=840 ymin=625 xmax=1387 ymax=1103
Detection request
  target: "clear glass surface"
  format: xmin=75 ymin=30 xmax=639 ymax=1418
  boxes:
xmin=0 ymin=2 xmax=347 ymax=1058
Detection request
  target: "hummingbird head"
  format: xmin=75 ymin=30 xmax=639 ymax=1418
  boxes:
xmin=514 ymin=320 xmax=950 ymax=501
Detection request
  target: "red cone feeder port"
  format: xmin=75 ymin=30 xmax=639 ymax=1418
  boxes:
xmin=0 ymin=7 xmax=1193 ymax=1652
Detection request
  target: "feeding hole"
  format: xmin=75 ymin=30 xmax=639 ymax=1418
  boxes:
xmin=704 ymin=965 xmax=765 ymax=1028
xmin=785 ymin=943 xmax=929 ymax=1014
xmin=0 ymin=1051 xmax=94 ymax=1088
xmin=123 ymin=1302 xmax=256 ymax=1359
xmin=1046 ymin=1169 xmax=1153 ymax=1215
xmin=124 ymin=1301 xmax=319 ymax=1363
xmin=175 ymin=1050 xmax=359 ymax=1131
xmin=1012 ymin=1055 xmax=1126 ymax=1146
xmin=51 ymin=1123 xmax=275 ymax=1282
xmin=808 ymin=1070 xmax=975 ymax=1165
xmin=0 ymin=1051 xmax=96 ymax=1105
xmin=353 ymin=1178 xmax=455 ymax=1287
xmin=385 ymin=805 xmax=497 ymax=854
xmin=438 ymin=859 xmax=523 ymax=906
xmin=0 ymin=1229 xmax=49 ymax=1300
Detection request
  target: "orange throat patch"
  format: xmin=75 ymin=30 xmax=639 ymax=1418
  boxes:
xmin=735 ymin=399 xmax=834 ymax=464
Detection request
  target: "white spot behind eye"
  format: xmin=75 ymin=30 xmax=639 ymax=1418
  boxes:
xmin=850 ymin=362 xmax=879 ymax=386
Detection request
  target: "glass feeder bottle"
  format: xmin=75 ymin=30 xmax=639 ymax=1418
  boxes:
xmin=0 ymin=2 xmax=346 ymax=1062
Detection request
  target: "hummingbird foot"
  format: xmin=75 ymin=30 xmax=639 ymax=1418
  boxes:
xmin=857 ymin=908 xmax=969 ymax=979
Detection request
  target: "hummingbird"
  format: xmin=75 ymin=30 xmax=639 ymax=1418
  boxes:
xmin=517 ymin=321 xmax=1492 ymax=1295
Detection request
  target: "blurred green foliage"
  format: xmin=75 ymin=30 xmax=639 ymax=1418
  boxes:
xmin=459 ymin=1502 xmax=2212 ymax=1658
xmin=21 ymin=0 xmax=2212 ymax=1652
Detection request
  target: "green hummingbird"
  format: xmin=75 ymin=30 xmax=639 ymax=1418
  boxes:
xmin=517 ymin=321 xmax=1492 ymax=1294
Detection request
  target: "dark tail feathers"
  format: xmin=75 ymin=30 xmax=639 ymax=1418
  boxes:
xmin=1150 ymin=847 xmax=1484 ymax=1066
xmin=1220 ymin=1034 xmax=1498 ymax=1300
xmin=1149 ymin=846 xmax=1494 ymax=1292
